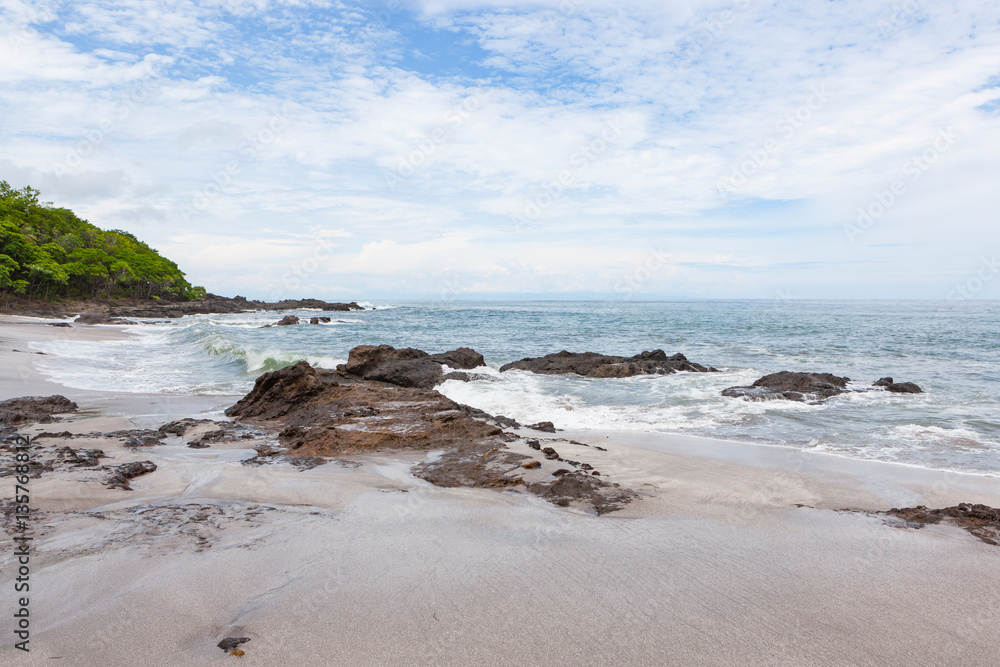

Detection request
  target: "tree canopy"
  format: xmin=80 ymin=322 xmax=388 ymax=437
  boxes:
xmin=0 ymin=182 xmax=205 ymax=302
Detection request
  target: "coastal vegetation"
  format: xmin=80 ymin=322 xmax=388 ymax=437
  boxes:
xmin=0 ymin=182 xmax=204 ymax=303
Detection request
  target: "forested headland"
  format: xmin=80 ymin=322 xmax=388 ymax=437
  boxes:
xmin=0 ymin=182 xmax=204 ymax=304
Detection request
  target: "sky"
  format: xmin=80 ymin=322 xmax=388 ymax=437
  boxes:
xmin=1 ymin=0 xmax=999 ymax=301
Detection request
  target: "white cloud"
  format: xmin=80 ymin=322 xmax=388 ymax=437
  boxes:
xmin=1 ymin=0 xmax=999 ymax=298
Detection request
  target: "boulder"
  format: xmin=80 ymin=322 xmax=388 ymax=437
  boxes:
xmin=874 ymin=377 xmax=923 ymax=393
xmin=527 ymin=421 xmax=557 ymax=433
xmin=722 ymin=371 xmax=850 ymax=402
xmin=500 ymin=349 xmax=717 ymax=377
xmin=336 ymin=344 xmax=485 ymax=389
xmin=275 ymin=315 xmax=300 ymax=326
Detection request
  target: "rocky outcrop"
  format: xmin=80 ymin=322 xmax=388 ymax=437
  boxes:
xmin=225 ymin=361 xmax=502 ymax=455
xmin=226 ymin=360 xmax=636 ymax=513
xmin=499 ymin=350 xmax=717 ymax=377
xmin=6 ymin=294 xmax=364 ymax=320
xmin=0 ymin=395 xmax=78 ymax=424
xmin=723 ymin=372 xmax=925 ymax=402
xmin=873 ymin=377 xmax=924 ymax=394
xmin=883 ymin=504 xmax=999 ymax=546
xmin=722 ymin=371 xmax=850 ymax=402
xmin=275 ymin=315 xmax=300 ymax=326
xmin=336 ymin=344 xmax=486 ymax=389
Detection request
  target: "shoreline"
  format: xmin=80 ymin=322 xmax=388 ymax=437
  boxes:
xmin=1 ymin=316 xmax=999 ymax=664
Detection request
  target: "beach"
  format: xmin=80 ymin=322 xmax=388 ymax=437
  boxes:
xmin=1 ymin=314 xmax=998 ymax=665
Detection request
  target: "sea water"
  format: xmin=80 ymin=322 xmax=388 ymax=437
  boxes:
xmin=30 ymin=300 xmax=1000 ymax=475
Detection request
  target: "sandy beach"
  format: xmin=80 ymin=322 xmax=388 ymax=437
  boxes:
xmin=1 ymin=316 xmax=998 ymax=666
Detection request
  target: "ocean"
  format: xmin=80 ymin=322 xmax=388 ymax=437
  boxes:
xmin=30 ymin=300 xmax=1000 ymax=475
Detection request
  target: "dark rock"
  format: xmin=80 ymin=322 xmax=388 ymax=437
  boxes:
xmin=541 ymin=447 xmax=559 ymax=460
xmin=412 ymin=441 xmax=527 ymax=490
xmin=527 ymin=439 xmax=541 ymax=450
xmin=47 ymin=322 xmax=72 ymax=327
xmin=75 ymin=313 xmax=113 ymax=324
xmin=526 ymin=471 xmax=634 ymax=514
xmin=103 ymin=461 xmax=157 ymax=490
xmin=0 ymin=395 xmax=78 ymax=424
xmin=187 ymin=441 xmax=211 ymax=449
xmin=883 ymin=504 xmax=999 ymax=546
xmin=580 ymin=463 xmax=593 ymax=470
xmin=428 ymin=347 xmax=486 ymax=370
xmin=158 ymin=418 xmax=214 ymax=436
xmin=54 ymin=446 xmax=105 ymax=467
xmin=275 ymin=315 xmax=300 ymax=326
xmin=226 ymin=362 xmax=502 ymax=455
xmin=872 ymin=377 xmax=924 ymax=394
xmin=226 ymin=360 xmax=637 ymax=514
xmin=722 ymin=371 xmax=851 ymax=402
xmin=124 ymin=435 xmax=162 ymax=447
xmin=886 ymin=382 xmax=922 ymax=394
xmin=527 ymin=421 xmax=557 ymax=433
xmin=336 ymin=344 xmax=486 ymax=389
xmin=552 ymin=468 xmax=571 ymax=476
xmin=218 ymin=638 xmax=251 ymax=652
xmin=500 ymin=349 xmax=718 ymax=377
xmin=522 ymin=461 xmax=541 ymax=469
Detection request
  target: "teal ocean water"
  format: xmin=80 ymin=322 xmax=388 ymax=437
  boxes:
xmin=31 ymin=300 xmax=1000 ymax=475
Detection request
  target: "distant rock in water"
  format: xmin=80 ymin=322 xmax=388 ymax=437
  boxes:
xmin=724 ymin=372 xmax=925 ymax=402
xmin=0 ymin=395 xmax=79 ymax=424
xmin=873 ymin=377 xmax=924 ymax=393
xmin=722 ymin=371 xmax=850 ymax=402
xmin=336 ymin=344 xmax=486 ymax=389
xmin=499 ymin=350 xmax=718 ymax=377
xmin=275 ymin=315 xmax=300 ymax=326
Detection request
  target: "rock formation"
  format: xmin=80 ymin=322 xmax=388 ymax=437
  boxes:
xmin=499 ymin=350 xmax=717 ymax=377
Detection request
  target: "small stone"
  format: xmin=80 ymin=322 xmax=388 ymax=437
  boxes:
xmin=552 ymin=469 xmax=570 ymax=476
xmin=522 ymin=461 xmax=541 ymax=469
xmin=541 ymin=447 xmax=559 ymax=460
xmin=527 ymin=421 xmax=556 ymax=433
xmin=218 ymin=637 xmax=251 ymax=652
xmin=527 ymin=439 xmax=541 ymax=450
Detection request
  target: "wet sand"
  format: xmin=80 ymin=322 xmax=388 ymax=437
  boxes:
xmin=1 ymin=316 xmax=998 ymax=665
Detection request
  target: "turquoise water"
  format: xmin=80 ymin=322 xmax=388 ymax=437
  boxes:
xmin=32 ymin=300 xmax=1000 ymax=475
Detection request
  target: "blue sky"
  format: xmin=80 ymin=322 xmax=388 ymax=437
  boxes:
xmin=2 ymin=0 xmax=999 ymax=300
